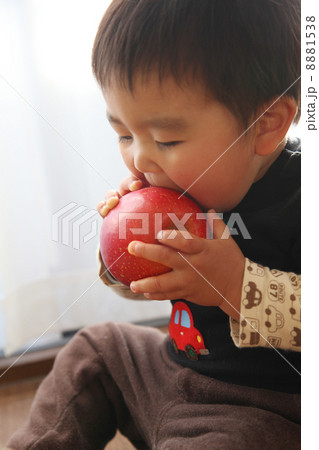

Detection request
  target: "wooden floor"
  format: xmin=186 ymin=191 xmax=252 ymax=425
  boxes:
xmin=0 ymin=378 xmax=43 ymax=448
xmin=0 ymin=377 xmax=134 ymax=449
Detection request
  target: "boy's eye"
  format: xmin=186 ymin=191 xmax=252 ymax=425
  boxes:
xmin=118 ymin=136 xmax=132 ymax=144
xmin=157 ymin=141 xmax=182 ymax=149
xmin=118 ymin=137 xmax=181 ymax=148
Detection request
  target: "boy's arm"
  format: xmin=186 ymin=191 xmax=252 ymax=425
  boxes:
xmin=229 ymin=258 xmax=301 ymax=352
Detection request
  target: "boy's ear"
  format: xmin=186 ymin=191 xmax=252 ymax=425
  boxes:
xmin=254 ymin=96 xmax=298 ymax=156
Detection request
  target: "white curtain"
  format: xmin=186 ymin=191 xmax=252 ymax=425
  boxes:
xmin=0 ymin=0 xmax=170 ymax=356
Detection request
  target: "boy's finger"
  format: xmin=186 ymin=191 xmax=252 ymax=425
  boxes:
xmin=119 ymin=176 xmax=142 ymax=195
xmin=127 ymin=241 xmax=180 ymax=269
xmin=98 ymin=191 xmax=120 ymax=217
xmin=97 ymin=201 xmax=109 ymax=217
xmin=104 ymin=189 xmax=119 ymax=201
xmin=102 ymin=190 xmax=120 ymax=209
xmin=130 ymin=272 xmax=177 ymax=296
xmin=106 ymin=196 xmax=119 ymax=209
xmin=206 ymin=209 xmax=230 ymax=240
xmin=129 ymin=179 xmax=143 ymax=191
xmin=156 ymin=229 xmax=204 ymax=254
xmin=143 ymin=292 xmax=172 ymax=300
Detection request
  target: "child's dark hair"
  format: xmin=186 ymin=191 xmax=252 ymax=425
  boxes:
xmin=92 ymin=0 xmax=300 ymax=127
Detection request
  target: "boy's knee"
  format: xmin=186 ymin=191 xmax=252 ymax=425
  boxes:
xmin=49 ymin=323 xmax=119 ymax=394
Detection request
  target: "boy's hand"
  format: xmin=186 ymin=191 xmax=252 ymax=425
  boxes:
xmin=97 ymin=174 xmax=149 ymax=218
xmin=127 ymin=211 xmax=245 ymax=321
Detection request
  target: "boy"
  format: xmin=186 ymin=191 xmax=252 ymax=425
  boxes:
xmin=7 ymin=0 xmax=301 ymax=448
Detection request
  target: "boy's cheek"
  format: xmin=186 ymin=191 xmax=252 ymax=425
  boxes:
xmin=121 ymin=154 xmax=144 ymax=181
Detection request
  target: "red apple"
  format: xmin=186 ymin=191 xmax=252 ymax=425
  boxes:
xmin=100 ymin=186 xmax=207 ymax=286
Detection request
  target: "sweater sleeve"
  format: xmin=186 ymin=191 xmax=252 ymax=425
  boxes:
xmin=97 ymin=246 xmax=146 ymax=301
xmin=230 ymin=258 xmax=301 ymax=351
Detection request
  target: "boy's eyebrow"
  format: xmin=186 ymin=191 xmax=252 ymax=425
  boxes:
xmin=106 ymin=112 xmax=189 ymax=131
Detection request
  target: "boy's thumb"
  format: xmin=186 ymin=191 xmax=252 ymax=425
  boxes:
xmin=206 ymin=209 xmax=230 ymax=240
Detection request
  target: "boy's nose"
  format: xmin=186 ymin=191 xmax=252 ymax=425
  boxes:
xmin=133 ymin=143 xmax=159 ymax=174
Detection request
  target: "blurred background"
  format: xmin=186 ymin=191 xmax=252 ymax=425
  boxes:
xmin=0 ymin=0 xmax=171 ymax=357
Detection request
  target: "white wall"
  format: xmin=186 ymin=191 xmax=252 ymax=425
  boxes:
xmin=0 ymin=0 xmax=171 ymax=355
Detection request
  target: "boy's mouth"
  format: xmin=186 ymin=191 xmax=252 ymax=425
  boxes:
xmin=141 ymin=174 xmax=205 ymax=210
xmin=145 ymin=178 xmax=184 ymax=195
xmin=141 ymin=172 xmax=183 ymax=193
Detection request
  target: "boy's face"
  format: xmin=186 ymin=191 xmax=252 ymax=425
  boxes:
xmin=103 ymin=75 xmax=263 ymax=211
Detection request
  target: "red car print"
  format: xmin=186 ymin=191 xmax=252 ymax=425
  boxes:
xmin=169 ymin=301 xmax=209 ymax=360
